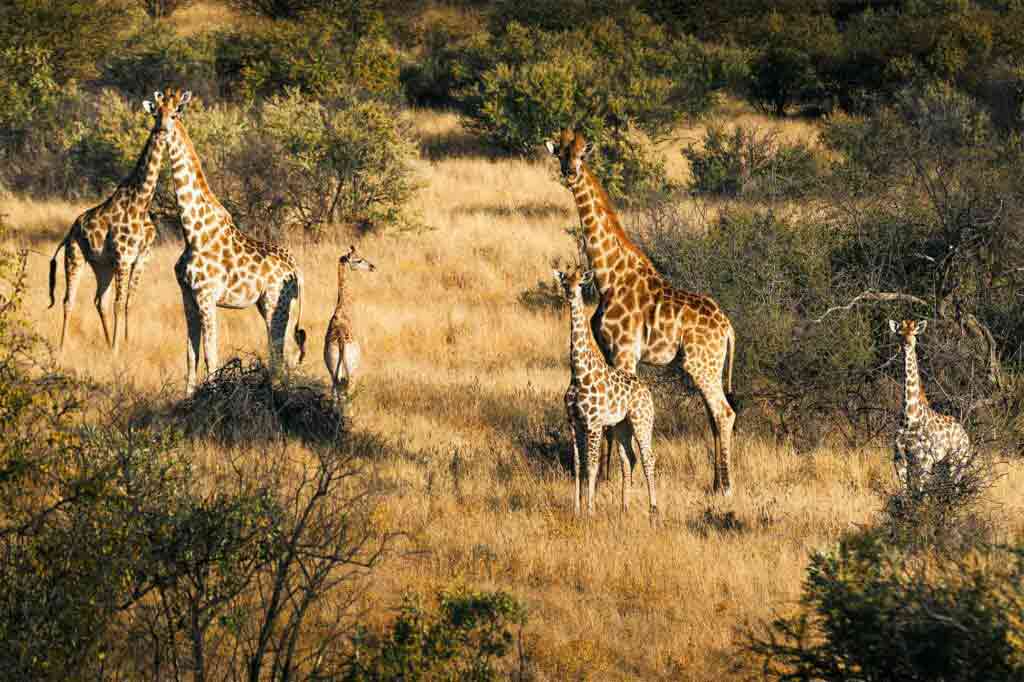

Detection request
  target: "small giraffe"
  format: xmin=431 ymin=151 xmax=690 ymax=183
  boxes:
xmin=48 ymin=95 xmax=167 ymax=356
xmin=547 ymin=129 xmax=737 ymax=495
xmin=325 ymin=245 xmax=375 ymax=401
xmin=556 ymin=266 xmax=657 ymax=519
xmin=159 ymin=89 xmax=307 ymax=394
xmin=890 ymin=319 xmax=971 ymax=491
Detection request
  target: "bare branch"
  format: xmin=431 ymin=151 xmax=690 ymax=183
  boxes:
xmin=812 ymin=290 xmax=930 ymax=324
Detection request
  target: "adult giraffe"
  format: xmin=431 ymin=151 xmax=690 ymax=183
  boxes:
xmin=48 ymin=93 xmax=167 ymax=356
xmin=546 ymin=129 xmax=738 ymax=494
xmin=158 ymin=88 xmax=306 ymax=395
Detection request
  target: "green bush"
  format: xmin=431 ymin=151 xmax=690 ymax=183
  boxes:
xmin=224 ymin=89 xmax=420 ymax=237
xmin=100 ymin=25 xmax=220 ymax=101
xmin=684 ymin=124 xmax=822 ymax=199
xmin=747 ymin=11 xmax=839 ymax=116
xmin=343 ymin=590 xmax=526 ymax=681
xmin=746 ymin=532 xmax=1024 ymax=681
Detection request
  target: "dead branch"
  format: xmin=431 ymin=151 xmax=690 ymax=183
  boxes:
xmin=812 ymin=290 xmax=930 ymax=324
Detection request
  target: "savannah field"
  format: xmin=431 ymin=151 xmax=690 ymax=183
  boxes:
xmin=4 ymin=104 xmax=1024 ymax=680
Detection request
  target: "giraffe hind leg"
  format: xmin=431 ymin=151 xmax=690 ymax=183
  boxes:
xmin=93 ymin=264 xmax=115 ymax=349
xmin=58 ymin=240 xmax=87 ymax=358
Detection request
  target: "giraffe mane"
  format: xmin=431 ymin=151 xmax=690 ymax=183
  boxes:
xmin=582 ymin=166 xmax=659 ymax=274
xmin=173 ymin=119 xmax=230 ymax=218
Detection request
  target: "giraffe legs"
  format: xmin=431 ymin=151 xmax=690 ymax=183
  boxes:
xmin=180 ymin=287 xmax=202 ymax=396
xmin=585 ymin=429 xmax=603 ymax=516
xmin=58 ymin=240 xmax=86 ymax=359
xmin=93 ymin=264 xmax=115 ymax=349
xmin=122 ymin=245 xmax=151 ymax=347
xmin=260 ymin=280 xmax=297 ymax=371
xmin=569 ymin=419 xmax=582 ymax=516
xmin=197 ymin=294 xmax=219 ymax=381
xmin=111 ymin=262 xmax=131 ymax=354
xmin=695 ymin=376 xmax=735 ymax=496
xmin=621 ymin=416 xmax=657 ymax=522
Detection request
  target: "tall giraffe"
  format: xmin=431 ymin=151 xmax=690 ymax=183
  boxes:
xmin=48 ymin=96 xmax=167 ymax=356
xmin=556 ymin=266 xmax=657 ymax=519
xmin=546 ymin=129 xmax=737 ymax=494
xmin=890 ymin=320 xmax=971 ymax=491
xmin=324 ymin=245 xmax=376 ymax=401
xmin=159 ymin=89 xmax=307 ymax=395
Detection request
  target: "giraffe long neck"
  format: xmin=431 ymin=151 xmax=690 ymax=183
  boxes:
xmin=121 ymin=125 xmax=166 ymax=207
xmin=167 ymin=120 xmax=230 ymax=249
xmin=902 ymin=341 xmax=928 ymax=425
xmin=335 ymin=265 xmax=349 ymax=312
xmin=568 ymin=166 xmax=655 ymax=296
xmin=567 ymin=290 xmax=603 ymax=380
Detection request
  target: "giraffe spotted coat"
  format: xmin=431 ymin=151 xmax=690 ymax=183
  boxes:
xmin=890 ymin=320 xmax=971 ymax=490
xmin=557 ymin=267 xmax=657 ymax=519
xmin=547 ymin=129 xmax=737 ymax=495
xmin=158 ymin=89 xmax=307 ymax=394
xmin=48 ymin=98 xmax=167 ymax=356
xmin=325 ymin=245 xmax=375 ymax=401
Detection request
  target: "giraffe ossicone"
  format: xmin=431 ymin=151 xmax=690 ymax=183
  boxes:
xmin=325 ymin=244 xmax=376 ymax=402
xmin=557 ymin=265 xmax=658 ymax=520
xmin=890 ymin=319 xmax=971 ymax=493
xmin=49 ymin=91 xmax=168 ymax=356
xmin=546 ymin=129 xmax=738 ymax=495
xmin=158 ymin=88 xmax=308 ymax=395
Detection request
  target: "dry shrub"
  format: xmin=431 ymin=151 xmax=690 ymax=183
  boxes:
xmin=172 ymin=356 xmax=346 ymax=448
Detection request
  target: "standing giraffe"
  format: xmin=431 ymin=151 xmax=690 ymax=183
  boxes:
xmin=48 ymin=96 xmax=167 ymax=356
xmin=890 ymin=320 xmax=971 ymax=491
xmin=546 ymin=129 xmax=737 ymax=494
xmin=159 ymin=89 xmax=307 ymax=394
xmin=557 ymin=266 xmax=657 ymax=519
xmin=324 ymin=245 xmax=375 ymax=401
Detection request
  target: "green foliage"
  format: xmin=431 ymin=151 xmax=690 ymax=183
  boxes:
xmin=137 ymin=0 xmax=194 ymax=18
xmin=684 ymin=124 xmax=822 ymax=199
xmin=0 ymin=0 xmax=136 ymax=83
xmin=747 ymin=533 xmax=1024 ymax=681
xmin=0 ymin=46 xmax=63 ymax=143
xmin=747 ymin=11 xmax=839 ymax=116
xmin=100 ymin=24 xmax=220 ymax=101
xmin=226 ymin=90 xmax=420 ymax=237
xmin=215 ymin=3 xmax=399 ymax=102
xmin=344 ymin=590 xmax=526 ymax=681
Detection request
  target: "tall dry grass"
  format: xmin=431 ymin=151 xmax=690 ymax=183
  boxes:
xmin=3 ymin=110 xmax=1023 ymax=680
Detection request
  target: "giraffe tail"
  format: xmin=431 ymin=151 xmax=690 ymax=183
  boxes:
xmin=48 ymin=232 xmax=71 ymax=309
xmin=293 ymin=271 xmax=307 ymax=364
xmin=724 ymin=325 xmax=741 ymax=414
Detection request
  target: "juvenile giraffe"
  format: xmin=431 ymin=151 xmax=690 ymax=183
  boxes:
xmin=556 ymin=266 xmax=657 ymax=519
xmin=159 ymin=89 xmax=307 ymax=395
xmin=325 ymin=245 xmax=375 ymax=401
xmin=547 ymin=129 xmax=737 ymax=495
xmin=48 ymin=95 xmax=167 ymax=356
xmin=890 ymin=319 xmax=971 ymax=491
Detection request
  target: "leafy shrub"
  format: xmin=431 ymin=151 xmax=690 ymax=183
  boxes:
xmin=136 ymin=0 xmax=193 ymax=18
xmin=684 ymin=124 xmax=822 ymax=199
xmin=100 ymin=25 xmax=220 ymax=101
xmin=343 ymin=590 xmax=526 ymax=681
xmin=214 ymin=5 xmax=399 ymax=102
xmin=225 ymin=90 xmax=420 ymax=237
xmin=747 ymin=11 xmax=839 ymax=116
xmin=746 ymin=532 xmax=1024 ymax=681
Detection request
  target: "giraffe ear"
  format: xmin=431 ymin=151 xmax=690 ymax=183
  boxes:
xmin=552 ymin=269 xmax=562 ymax=283
xmin=916 ymin=320 xmax=927 ymax=334
xmin=582 ymin=141 xmax=594 ymax=158
xmin=545 ymin=140 xmax=557 ymax=156
xmin=581 ymin=269 xmax=595 ymax=285
xmin=153 ymin=91 xmax=163 ymax=103
xmin=888 ymin=319 xmax=899 ymax=334
xmin=178 ymin=90 xmax=193 ymax=111
xmin=143 ymin=100 xmax=155 ymax=114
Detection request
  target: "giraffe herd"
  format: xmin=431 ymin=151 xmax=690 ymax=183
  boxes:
xmin=46 ymin=88 xmax=972 ymax=514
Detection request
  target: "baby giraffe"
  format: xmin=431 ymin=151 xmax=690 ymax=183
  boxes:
xmin=556 ymin=266 xmax=657 ymax=520
xmin=325 ymin=245 xmax=375 ymax=401
xmin=890 ymin=319 xmax=971 ymax=491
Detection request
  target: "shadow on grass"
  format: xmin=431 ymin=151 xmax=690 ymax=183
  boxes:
xmin=419 ymin=127 xmax=506 ymax=161
xmin=452 ymin=201 xmax=570 ymax=220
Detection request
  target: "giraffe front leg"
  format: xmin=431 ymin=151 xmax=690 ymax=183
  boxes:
xmin=585 ymin=429 xmax=603 ymax=516
xmin=196 ymin=292 xmax=219 ymax=381
xmin=633 ymin=410 xmax=658 ymax=524
xmin=111 ymin=262 xmax=131 ymax=354
xmin=59 ymin=241 xmax=86 ymax=359
xmin=180 ymin=287 xmax=202 ymax=396
xmin=93 ymin=265 xmax=115 ymax=349
xmin=615 ymin=425 xmax=632 ymax=514
xmin=568 ymin=418 xmax=581 ymax=516
xmin=123 ymin=245 xmax=152 ymax=346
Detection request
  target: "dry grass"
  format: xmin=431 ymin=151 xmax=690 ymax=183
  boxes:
xmin=4 ymin=109 xmax=1024 ymax=680
xmin=166 ymin=0 xmax=249 ymax=36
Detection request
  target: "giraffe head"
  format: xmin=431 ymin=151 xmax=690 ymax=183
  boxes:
xmin=143 ymin=88 xmax=192 ymax=135
xmin=545 ymin=129 xmax=592 ymax=184
xmin=889 ymin=319 xmax=927 ymax=348
xmin=339 ymin=245 xmax=376 ymax=272
xmin=552 ymin=266 xmax=594 ymax=302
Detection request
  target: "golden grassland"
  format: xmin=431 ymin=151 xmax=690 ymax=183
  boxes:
xmin=4 ymin=110 xmax=1024 ymax=680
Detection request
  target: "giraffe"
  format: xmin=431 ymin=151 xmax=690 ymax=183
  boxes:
xmin=48 ymin=95 xmax=167 ymax=356
xmin=546 ymin=129 xmax=738 ymax=495
xmin=158 ymin=89 xmax=307 ymax=395
xmin=324 ymin=245 xmax=375 ymax=401
xmin=890 ymin=319 xmax=971 ymax=492
xmin=556 ymin=266 xmax=657 ymax=519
